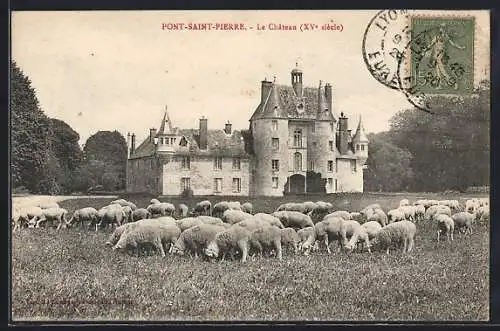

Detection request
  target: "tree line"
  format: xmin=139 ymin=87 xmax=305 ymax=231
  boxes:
xmin=364 ymin=81 xmax=490 ymax=192
xmin=11 ymin=61 xmax=128 ymax=194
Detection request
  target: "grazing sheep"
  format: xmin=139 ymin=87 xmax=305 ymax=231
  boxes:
xmin=150 ymin=199 xmax=161 ymax=205
xmin=345 ymin=223 xmax=372 ymax=253
xmin=367 ymin=208 xmax=388 ymax=227
xmin=20 ymin=206 xmax=44 ymax=228
xmin=177 ymin=204 xmax=189 ymax=218
xmin=234 ymin=218 xmax=269 ymax=233
xmin=308 ymin=205 xmax=331 ymax=224
xmin=197 ymin=215 xmax=224 ymax=226
xmin=315 ymin=201 xmax=333 ymax=212
xmin=301 ymin=217 xmax=347 ymax=255
xmin=98 ymin=205 xmax=126 ymax=230
xmin=280 ymin=228 xmax=300 ymax=254
xmin=241 ymin=202 xmax=253 ymax=214
xmin=271 ymin=211 xmax=314 ymax=229
xmin=398 ymin=205 xmax=415 ymax=221
xmin=387 ymin=209 xmax=405 ymax=224
xmin=38 ymin=202 xmax=60 ymax=210
xmin=297 ymin=226 xmax=315 ymax=251
xmin=439 ymin=200 xmax=460 ymax=211
xmin=253 ymin=213 xmax=284 ymax=229
xmin=204 ymin=223 xmax=252 ymax=262
xmin=111 ymin=199 xmax=137 ymax=210
xmin=426 ymin=205 xmax=451 ymax=221
xmin=360 ymin=204 xmax=380 ymax=221
xmin=194 ymin=200 xmax=212 ymax=216
xmin=465 ymin=199 xmax=479 ymax=214
xmin=212 ymin=201 xmax=230 ymax=218
xmin=344 ymin=220 xmax=363 ymax=239
xmin=121 ymin=206 xmax=133 ymax=223
xmin=113 ymin=222 xmax=181 ymax=257
xmin=177 ymin=217 xmax=205 ymax=231
xmin=171 ymin=223 xmax=225 ymax=258
xmin=67 ymin=207 xmax=98 ymax=228
xmin=350 ymin=212 xmax=364 ymax=222
xmin=276 ymin=202 xmax=306 ymax=214
xmin=361 ymin=221 xmax=382 ymax=240
xmin=222 ymin=209 xmax=253 ymax=225
xmin=451 ymin=212 xmax=474 ymax=235
xmin=108 ymin=217 xmax=177 ymax=248
xmin=303 ymin=201 xmax=318 ymax=214
xmin=34 ymin=207 xmax=69 ymax=230
xmin=399 ymin=199 xmax=410 ymax=207
xmin=370 ymin=220 xmax=416 ymax=254
xmin=475 ymin=206 xmax=489 ymax=223
xmin=147 ymin=202 xmax=176 ymax=217
xmin=435 ymin=214 xmax=454 ymax=242
xmin=325 ymin=210 xmax=352 ymax=221
xmin=106 ymin=222 xmax=139 ymax=247
xmin=227 ymin=201 xmax=242 ymax=211
xmin=131 ymin=208 xmax=150 ymax=222
xmin=249 ymin=225 xmax=283 ymax=260
xmin=414 ymin=205 xmax=426 ymax=222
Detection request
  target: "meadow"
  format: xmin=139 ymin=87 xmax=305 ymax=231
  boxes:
xmin=11 ymin=192 xmax=490 ymax=321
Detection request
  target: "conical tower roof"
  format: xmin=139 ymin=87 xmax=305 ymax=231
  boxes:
xmin=352 ymin=115 xmax=369 ymax=143
xmin=156 ymin=105 xmax=174 ymax=135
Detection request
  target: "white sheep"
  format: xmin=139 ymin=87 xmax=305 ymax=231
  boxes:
xmin=177 ymin=204 xmax=189 ymax=218
xmin=132 ymin=208 xmax=151 ymax=222
xmin=451 ymin=212 xmax=474 ymax=235
xmin=241 ymin=202 xmax=253 ymax=214
xmin=301 ymin=217 xmax=347 ymax=255
xmin=194 ymin=200 xmax=212 ymax=216
xmin=37 ymin=202 xmax=60 ymax=210
xmin=204 ymin=223 xmax=252 ymax=262
xmin=387 ymin=209 xmax=405 ymax=224
xmin=171 ymin=223 xmax=225 ymax=258
xmin=196 ymin=215 xmax=224 ymax=226
xmin=367 ymin=208 xmax=388 ymax=227
xmin=253 ymin=213 xmax=285 ymax=229
xmin=350 ymin=212 xmax=364 ymax=222
xmin=150 ymin=198 xmax=161 ymax=205
xmin=280 ymin=228 xmax=300 ymax=254
xmin=147 ymin=202 xmax=175 ymax=217
xmin=370 ymin=220 xmax=416 ymax=254
xmin=297 ymin=226 xmax=315 ymax=251
xmin=67 ymin=207 xmax=98 ymax=228
xmin=465 ymin=199 xmax=479 ymax=214
xmin=177 ymin=217 xmax=204 ymax=232
xmin=435 ymin=214 xmax=454 ymax=242
xmin=227 ymin=201 xmax=242 ymax=211
xmin=34 ymin=207 xmax=69 ymax=230
xmin=361 ymin=221 xmax=382 ymax=240
xmin=276 ymin=202 xmax=306 ymax=214
xmin=325 ymin=210 xmax=352 ymax=221
xmin=345 ymin=222 xmax=372 ymax=253
xmin=414 ymin=205 xmax=426 ymax=222
xmin=212 ymin=201 xmax=230 ymax=218
xmin=398 ymin=205 xmax=415 ymax=221
xmin=303 ymin=201 xmax=319 ymax=214
xmin=222 ymin=209 xmax=253 ymax=225
xmin=271 ymin=211 xmax=314 ymax=229
xmin=113 ymin=222 xmax=181 ymax=257
xmin=399 ymin=199 xmax=410 ymax=207
xmin=249 ymin=225 xmax=283 ymax=260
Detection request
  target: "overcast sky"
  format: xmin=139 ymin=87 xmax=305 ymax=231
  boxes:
xmin=11 ymin=10 xmax=490 ymax=146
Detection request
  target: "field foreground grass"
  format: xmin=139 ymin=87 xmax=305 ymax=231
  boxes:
xmin=11 ymin=193 xmax=490 ymax=321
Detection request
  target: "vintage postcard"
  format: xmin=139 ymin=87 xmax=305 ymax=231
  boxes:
xmin=10 ymin=10 xmax=490 ymax=322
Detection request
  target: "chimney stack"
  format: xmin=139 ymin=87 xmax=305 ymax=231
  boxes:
xmin=261 ymin=79 xmax=273 ymax=104
xmin=338 ymin=112 xmax=349 ymax=155
xmin=149 ymin=128 xmax=157 ymax=143
xmin=199 ymin=116 xmax=208 ymax=150
xmin=126 ymin=132 xmax=131 ymax=158
xmin=224 ymin=121 xmax=232 ymax=135
xmin=325 ymin=83 xmax=332 ymax=112
xmin=131 ymin=133 xmax=136 ymax=154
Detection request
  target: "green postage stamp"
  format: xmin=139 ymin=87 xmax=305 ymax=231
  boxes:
xmin=409 ymin=17 xmax=475 ymax=95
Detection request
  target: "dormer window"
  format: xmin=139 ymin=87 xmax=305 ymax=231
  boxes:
xmin=179 ymin=137 xmax=188 ymax=147
xmin=298 ymin=103 xmax=304 ymax=109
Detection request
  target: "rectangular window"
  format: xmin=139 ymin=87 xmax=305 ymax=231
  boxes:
xmin=328 ymin=178 xmax=333 ymax=189
xmin=330 ymin=122 xmax=334 ymax=132
xmin=181 ymin=156 xmax=190 ymax=169
xmin=312 ymin=122 xmax=316 ymax=132
xmin=356 ymin=144 xmax=360 ymax=151
xmin=232 ymin=178 xmax=241 ymax=193
xmin=293 ymin=129 xmax=302 ymax=148
xmin=232 ymin=157 xmax=241 ymax=170
xmin=328 ymin=160 xmax=333 ymax=172
xmin=272 ymin=138 xmax=279 ymax=151
xmin=272 ymin=177 xmax=279 ymax=188
xmin=329 ymin=140 xmax=334 ymax=151
xmin=272 ymin=120 xmax=278 ymax=131
xmin=165 ymin=137 xmax=170 ymax=145
xmin=272 ymin=159 xmax=279 ymax=171
xmin=361 ymin=145 xmax=365 ymax=151
xmin=214 ymin=178 xmax=223 ymax=193
xmin=335 ymin=160 xmax=338 ymax=172
xmin=180 ymin=177 xmax=191 ymax=191
xmin=335 ymin=179 xmax=338 ymax=192
xmin=351 ymin=159 xmax=357 ymax=172
xmin=214 ymin=156 xmax=223 ymax=170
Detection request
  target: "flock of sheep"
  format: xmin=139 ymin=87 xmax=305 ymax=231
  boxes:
xmin=11 ymin=197 xmax=490 ymax=262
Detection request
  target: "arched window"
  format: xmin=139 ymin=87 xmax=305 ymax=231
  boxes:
xmin=293 ymin=129 xmax=302 ymax=147
xmin=294 ymin=152 xmax=302 ymax=171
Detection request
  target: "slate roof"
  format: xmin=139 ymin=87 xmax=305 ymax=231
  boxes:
xmin=250 ymin=83 xmax=335 ymax=122
xmin=352 ymin=116 xmax=369 ymax=143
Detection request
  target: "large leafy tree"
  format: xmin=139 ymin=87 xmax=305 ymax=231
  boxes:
xmin=364 ymin=132 xmax=414 ymax=192
xmin=82 ymin=131 xmax=128 ymax=190
xmin=10 ymin=61 xmax=55 ymax=192
xmin=388 ymin=83 xmax=489 ymax=192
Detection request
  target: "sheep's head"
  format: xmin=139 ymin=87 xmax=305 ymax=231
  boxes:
xmin=204 ymin=241 xmax=219 ymax=258
xmin=171 ymin=243 xmax=185 ymax=256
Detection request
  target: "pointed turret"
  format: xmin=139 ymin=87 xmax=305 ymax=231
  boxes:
xmin=352 ymin=115 xmax=369 ymax=143
xmin=156 ymin=105 xmax=174 ymax=135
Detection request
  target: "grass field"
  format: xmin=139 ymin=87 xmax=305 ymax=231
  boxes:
xmin=11 ymin=193 xmax=490 ymax=321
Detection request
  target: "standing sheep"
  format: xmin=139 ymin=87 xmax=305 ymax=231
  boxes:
xmin=414 ymin=205 xmax=426 ymax=222
xmin=194 ymin=200 xmax=212 ymax=216
xmin=451 ymin=212 xmax=474 ymax=235
xmin=367 ymin=209 xmax=388 ymax=227
xmin=435 ymin=214 xmax=454 ymax=242
xmin=280 ymin=228 xmax=300 ymax=254
xmin=387 ymin=209 xmax=405 ymax=224
xmin=398 ymin=205 xmax=415 ymax=221
xmin=253 ymin=213 xmax=284 ymax=229
xmin=132 ymin=208 xmax=151 ymax=222
xmin=301 ymin=217 xmax=347 ymax=255
xmin=204 ymin=223 xmax=252 ymax=262
xmin=222 ymin=209 xmax=253 ymax=225
xmin=271 ymin=211 xmax=314 ymax=229
xmin=177 ymin=204 xmax=189 ymax=219
xmin=227 ymin=201 xmax=242 ymax=211
xmin=172 ymin=223 xmax=225 ymax=258
xmin=67 ymin=207 xmax=98 ymax=229
xmin=345 ymin=223 xmax=372 ymax=253
xmin=399 ymin=199 xmax=410 ymax=207
xmin=212 ymin=201 xmax=230 ymax=218
xmin=241 ymin=202 xmax=253 ymax=214
xmin=370 ymin=220 xmax=416 ymax=254
xmin=249 ymin=225 xmax=283 ymax=260
xmin=177 ymin=217 xmax=205 ymax=232
xmin=38 ymin=202 xmax=60 ymax=210
xmin=325 ymin=210 xmax=352 ymax=221
xmin=34 ymin=207 xmax=69 ymax=230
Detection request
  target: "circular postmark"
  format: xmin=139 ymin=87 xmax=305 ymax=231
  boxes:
xmin=362 ymin=9 xmax=412 ymax=90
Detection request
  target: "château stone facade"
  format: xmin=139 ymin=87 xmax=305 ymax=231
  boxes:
xmin=126 ymin=64 xmax=368 ymax=196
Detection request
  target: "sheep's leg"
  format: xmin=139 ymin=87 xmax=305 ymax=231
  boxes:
xmin=275 ymin=241 xmax=283 ymax=261
xmin=407 ymin=238 xmax=414 ymax=252
xmin=324 ymin=236 xmax=331 ymax=254
xmin=451 ymin=230 xmax=454 ymax=241
xmin=437 ymin=230 xmax=440 ymax=242
xmin=239 ymin=241 xmax=248 ymax=263
xmin=155 ymin=239 xmax=166 ymax=257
